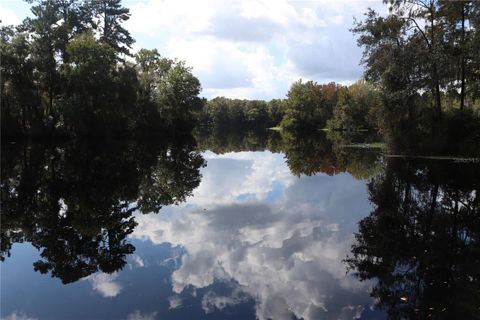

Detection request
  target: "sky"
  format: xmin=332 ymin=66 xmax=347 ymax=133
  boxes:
xmin=0 ymin=0 xmax=388 ymax=100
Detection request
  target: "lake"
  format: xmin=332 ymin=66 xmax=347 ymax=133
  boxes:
xmin=1 ymin=131 xmax=479 ymax=320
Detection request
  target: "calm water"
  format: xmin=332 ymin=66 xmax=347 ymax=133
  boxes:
xmin=1 ymin=132 xmax=479 ymax=320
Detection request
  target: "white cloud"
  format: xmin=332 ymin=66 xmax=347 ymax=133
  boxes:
xmin=84 ymin=272 xmax=122 ymax=298
xmin=125 ymin=0 xmax=388 ymax=99
xmin=0 ymin=6 xmax=20 ymax=26
xmin=131 ymin=151 xmax=376 ymax=320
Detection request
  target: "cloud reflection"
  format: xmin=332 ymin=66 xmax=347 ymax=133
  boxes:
xmin=125 ymin=310 xmax=158 ymax=320
xmin=201 ymin=289 xmax=249 ymax=314
xmin=131 ymin=151 xmax=374 ymax=319
xmin=1 ymin=313 xmax=37 ymax=320
xmin=84 ymin=273 xmax=122 ymax=298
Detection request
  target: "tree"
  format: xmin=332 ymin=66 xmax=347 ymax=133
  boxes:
xmin=23 ymin=0 xmax=63 ymax=120
xmin=1 ymin=0 xmax=206 ymax=137
xmin=267 ymin=99 xmax=286 ymax=127
xmin=471 ymin=2 xmax=480 ymax=103
xmin=155 ymin=61 xmax=203 ymax=129
xmin=88 ymin=0 xmax=134 ymax=57
xmin=439 ymin=1 xmax=474 ymax=111
xmin=0 ymin=26 xmax=39 ymax=134
xmin=135 ymin=48 xmax=172 ymax=102
xmin=26 ymin=0 xmax=89 ymax=62
xmin=281 ymin=80 xmax=343 ymax=131
xmin=354 ymin=0 xmax=480 ymax=122
xmin=328 ymin=81 xmax=381 ymax=131
xmin=244 ymin=100 xmax=268 ymax=126
xmin=61 ymin=31 xmax=120 ymax=135
xmin=390 ymin=0 xmax=446 ymax=119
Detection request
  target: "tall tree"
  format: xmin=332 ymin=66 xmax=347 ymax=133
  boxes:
xmin=439 ymin=1 xmax=474 ymax=110
xmin=89 ymin=0 xmax=134 ymax=57
xmin=60 ymin=30 xmax=118 ymax=135
xmin=155 ymin=61 xmax=203 ymax=129
xmin=281 ymin=80 xmax=343 ymax=131
xmin=23 ymin=0 xmax=63 ymax=120
xmin=354 ymin=1 xmax=446 ymax=121
xmin=471 ymin=2 xmax=480 ymax=102
xmin=0 ymin=27 xmax=39 ymax=133
xmin=135 ymin=48 xmax=172 ymax=102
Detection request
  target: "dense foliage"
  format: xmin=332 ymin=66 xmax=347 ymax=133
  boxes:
xmin=198 ymin=97 xmax=285 ymax=129
xmin=198 ymin=81 xmax=352 ymax=131
xmin=1 ymin=0 xmax=202 ymax=137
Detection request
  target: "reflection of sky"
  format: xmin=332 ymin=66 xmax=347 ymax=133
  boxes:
xmin=131 ymin=151 xmax=381 ymax=320
xmin=1 ymin=151 xmax=384 ymax=320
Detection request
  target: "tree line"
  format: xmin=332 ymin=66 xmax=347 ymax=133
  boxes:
xmin=2 ymin=0 xmax=479 ymax=147
xmin=197 ymin=81 xmax=362 ymax=131
xmin=1 ymin=0 xmax=203 ymax=137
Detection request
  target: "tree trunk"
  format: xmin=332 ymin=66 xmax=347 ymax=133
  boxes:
xmin=22 ymin=103 xmax=26 ymax=131
xmin=430 ymin=8 xmax=442 ymax=121
xmin=433 ymin=69 xmax=442 ymax=121
xmin=103 ymin=1 xmax=108 ymax=41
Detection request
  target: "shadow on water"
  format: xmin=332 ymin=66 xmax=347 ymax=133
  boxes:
xmin=1 ymin=135 xmax=205 ymax=284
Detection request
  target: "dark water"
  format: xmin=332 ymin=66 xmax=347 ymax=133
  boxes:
xmin=1 ymin=131 xmax=479 ymax=320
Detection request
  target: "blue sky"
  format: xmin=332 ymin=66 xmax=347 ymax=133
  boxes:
xmin=0 ymin=0 xmax=388 ymax=100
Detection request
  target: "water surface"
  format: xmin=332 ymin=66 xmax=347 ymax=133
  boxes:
xmin=1 ymin=132 xmax=479 ymax=319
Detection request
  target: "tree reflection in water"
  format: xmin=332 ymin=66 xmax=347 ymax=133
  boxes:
xmin=2 ymin=129 xmax=479 ymax=319
xmin=0 ymin=136 xmax=205 ymax=283
xmin=346 ymin=158 xmax=480 ymax=319
xmin=194 ymin=128 xmax=382 ymax=179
